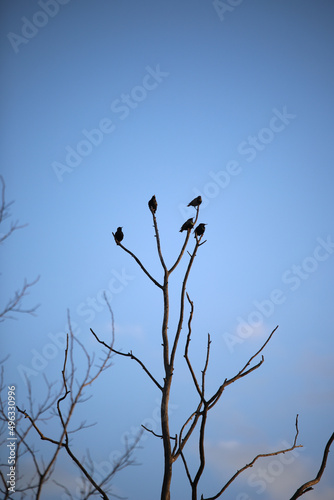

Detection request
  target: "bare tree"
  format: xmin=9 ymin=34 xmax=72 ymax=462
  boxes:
xmin=0 ymin=175 xmax=39 ymax=321
xmin=0 ymin=361 xmax=63 ymax=499
xmin=3 ymin=194 xmax=332 ymax=499
xmin=0 ymin=308 xmax=141 ymax=499
xmin=88 ymin=195 xmax=333 ymax=500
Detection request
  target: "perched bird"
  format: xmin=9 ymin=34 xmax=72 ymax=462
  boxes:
xmin=114 ymin=226 xmax=124 ymax=243
xmin=148 ymin=195 xmax=157 ymax=213
xmin=194 ymin=223 xmax=206 ymax=238
xmin=187 ymin=195 xmax=202 ymax=208
xmin=180 ymin=218 xmax=194 ymax=232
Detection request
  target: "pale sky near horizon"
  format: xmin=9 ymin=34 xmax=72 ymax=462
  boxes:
xmin=1 ymin=1 xmax=334 ymax=499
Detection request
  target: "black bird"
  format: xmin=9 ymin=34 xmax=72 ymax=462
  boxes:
xmin=148 ymin=195 xmax=157 ymax=213
xmin=194 ymin=223 xmax=206 ymax=238
xmin=114 ymin=226 xmax=124 ymax=243
xmin=180 ymin=218 xmax=194 ymax=232
xmin=187 ymin=195 xmax=202 ymax=208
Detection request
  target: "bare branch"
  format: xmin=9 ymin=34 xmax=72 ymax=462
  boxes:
xmin=0 ymin=220 xmax=28 ymax=244
xmin=90 ymin=327 xmax=163 ymax=391
xmin=169 ymin=206 xmax=200 ymax=274
xmin=203 ymin=415 xmax=302 ymax=500
xmin=13 ymin=306 xmax=136 ymax=500
xmin=184 ymin=294 xmax=203 ymax=399
xmin=170 ymin=236 xmax=204 ymax=369
xmin=180 ymin=449 xmax=193 ymax=486
xmin=142 ymin=425 xmax=176 ymax=444
xmin=16 ymin=337 xmax=112 ymax=499
xmin=112 ymin=233 xmax=162 ymax=288
xmin=173 ymin=402 xmax=202 ymax=461
xmin=234 ymin=325 xmax=279 ymax=378
xmin=201 ymin=334 xmax=211 ymax=396
xmin=179 ymin=293 xmax=213 ymax=496
xmin=0 ymin=175 xmax=29 ymax=244
xmin=289 ymin=431 xmax=334 ymax=500
xmin=151 ymin=211 xmax=168 ymax=272
xmin=142 ymin=425 xmax=164 ymax=439
xmin=104 ymin=291 xmax=115 ymax=349
xmin=0 ymin=276 xmax=40 ymax=321
xmin=207 ymin=326 xmax=279 ymax=409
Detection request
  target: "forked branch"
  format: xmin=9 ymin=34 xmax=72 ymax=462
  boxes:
xmin=208 ymin=326 xmax=279 ymax=409
xmin=0 ymin=276 xmax=40 ymax=321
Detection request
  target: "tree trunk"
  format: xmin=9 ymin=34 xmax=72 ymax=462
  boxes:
xmin=161 ymin=275 xmax=172 ymax=500
xmin=161 ymin=380 xmax=172 ymax=500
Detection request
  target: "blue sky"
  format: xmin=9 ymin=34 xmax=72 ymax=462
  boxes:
xmin=1 ymin=1 xmax=334 ymax=498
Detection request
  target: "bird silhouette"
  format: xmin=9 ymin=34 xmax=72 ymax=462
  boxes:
xmin=180 ymin=218 xmax=194 ymax=232
xmin=114 ymin=227 xmax=124 ymax=243
xmin=194 ymin=223 xmax=206 ymax=238
xmin=148 ymin=195 xmax=157 ymax=213
xmin=187 ymin=195 xmax=202 ymax=208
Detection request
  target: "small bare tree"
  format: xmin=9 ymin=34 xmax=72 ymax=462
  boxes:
xmin=1 ymin=308 xmax=141 ymax=499
xmin=0 ymin=361 xmax=63 ymax=499
xmin=88 ymin=194 xmax=332 ymax=500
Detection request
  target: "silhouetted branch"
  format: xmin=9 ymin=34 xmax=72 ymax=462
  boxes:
xmin=289 ymin=431 xmax=334 ymax=499
xmin=169 ymin=206 xmax=200 ymax=274
xmin=112 ymin=233 xmax=162 ymax=288
xmin=173 ymin=403 xmax=202 ymax=462
xmin=208 ymin=326 xmax=279 ymax=409
xmin=184 ymin=294 xmax=202 ymax=399
xmin=170 ymin=236 xmax=204 ymax=369
xmin=202 ymin=415 xmax=302 ymax=500
xmin=90 ymin=327 xmax=163 ymax=391
xmin=151 ymin=211 xmax=167 ymax=272
xmin=177 ymin=293 xmax=212 ymax=497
